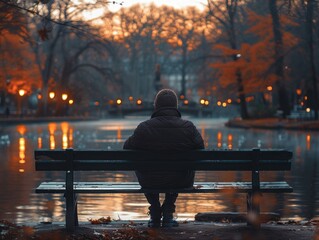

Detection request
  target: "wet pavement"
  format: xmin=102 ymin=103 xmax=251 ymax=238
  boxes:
xmin=30 ymin=220 xmax=317 ymax=240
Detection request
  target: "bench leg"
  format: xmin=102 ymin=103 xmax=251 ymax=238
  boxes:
xmin=65 ymin=193 xmax=78 ymax=232
xmin=246 ymin=192 xmax=261 ymax=228
xmin=75 ymin=196 xmax=79 ymax=226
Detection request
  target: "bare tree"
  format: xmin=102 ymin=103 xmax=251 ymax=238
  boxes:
xmin=164 ymin=7 xmax=205 ymax=98
xmin=107 ymin=4 xmax=176 ymax=99
xmin=25 ymin=0 xmax=116 ymax=115
xmin=207 ymin=0 xmax=249 ymax=119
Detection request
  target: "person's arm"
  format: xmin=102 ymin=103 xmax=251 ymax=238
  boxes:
xmin=123 ymin=137 xmax=133 ymax=149
xmin=123 ymin=123 xmax=144 ymax=150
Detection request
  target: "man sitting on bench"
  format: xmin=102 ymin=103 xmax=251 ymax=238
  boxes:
xmin=123 ymin=89 xmax=204 ymax=228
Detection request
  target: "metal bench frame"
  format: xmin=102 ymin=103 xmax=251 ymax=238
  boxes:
xmin=34 ymin=148 xmax=293 ymax=232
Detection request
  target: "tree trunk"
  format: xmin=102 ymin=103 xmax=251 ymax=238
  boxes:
xmin=306 ymin=0 xmax=318 ymax=120
xmin=228 ymin=2 xmax=249 ymax=119
xmin=236 ymin=68 xmax=249 ymax=119
xmin=269 ymin=0 xmax=291 ymax=117
xmin=181 ymin=43 xmax=187 ymax=98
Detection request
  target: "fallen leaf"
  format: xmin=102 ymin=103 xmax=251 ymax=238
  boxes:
xmin=88 ymin=216 xmax=112 ymax=224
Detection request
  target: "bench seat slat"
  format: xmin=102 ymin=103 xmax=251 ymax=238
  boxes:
xmin=35 ymin=149 xmax=293 ymax=161
xmin=35 ymin=181 xmax=293 ymax=194
xmin=35 ymin=160 xmax=291 ymax=171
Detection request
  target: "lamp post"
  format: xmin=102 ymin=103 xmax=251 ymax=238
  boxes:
xmin=62 ymin=93 xmax=68 ymax=101
xmin=18 ymin=89 xmax=26 ymax=117
xmin=49 ymin=91 xmax=55 ymax=99
xmin=3 ymin=78 xmax=11 ymax=117
xmin=116 ymin=98 xmax=122 ymax=117
xmin=61 ymin=93 xmax=69 ymax=116
xmin=199 ymin=98 xmax=206 ymax=118
xmin=296 ymin=89 xmax=302 ymax=105
xmin=266 ymin=85 xmax=273 ymax=107
xmin=47 ymin=91 xmax=56 ymax=116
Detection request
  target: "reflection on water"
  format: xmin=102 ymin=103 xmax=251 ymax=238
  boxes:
xmin=217 ymin=131 xmax=222 ymax=148
xmin=19 ymin=137 xmax=25 ymax=173
xmin=306 ymin=134 xmax=311 ymax=150
xmin=0 ymin=118 xmax=318 ymax=224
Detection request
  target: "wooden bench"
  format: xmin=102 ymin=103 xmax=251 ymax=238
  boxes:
xmin=34 ymin=148 xmax=293 ymax=232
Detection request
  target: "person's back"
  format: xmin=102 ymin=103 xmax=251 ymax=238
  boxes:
xmin=123 ymin=89 xmax=204 ymax=227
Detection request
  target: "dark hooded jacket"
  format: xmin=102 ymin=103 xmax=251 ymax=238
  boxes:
xmin=123 ymin=107 xmax=204 ymax=188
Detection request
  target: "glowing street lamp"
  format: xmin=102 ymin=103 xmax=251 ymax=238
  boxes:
xmin=116 ymin=98 xmax=122 ymax=105
xmin=204 ymin=100 xmax=209 ymax=106
xmin=296 ymin=89 xmax=302 ymax=95
xmin=62 ymin=93 xmax=68 ymax=101
xmin=200 ymin=99 xmax=205 ymax=105
xmin=183 ymin=99 xmax=189 ymax=105
xmin=68 ymin=99 xmax=74 ymax=105
xmin=19 ymin=89 xmax=26 ymax=97
xmin=267 ymin=86 xmax=273 ymax=91
xmin=136 ymin=99 xmax=142 ymax=105
xmin=49 ymin=92 xmax=55 ymax=99
xmin=18 ymin=89 xmax=26 ymax=117
xmin=217 ymin=101 xmax=222 ymax=106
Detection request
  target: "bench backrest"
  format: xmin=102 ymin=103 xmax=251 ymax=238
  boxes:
xmin=35 ymin=148 xmax=292 ymax=171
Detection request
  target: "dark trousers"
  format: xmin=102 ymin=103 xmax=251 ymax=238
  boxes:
xmin=145 ymin=193 xmax=178 ymax=219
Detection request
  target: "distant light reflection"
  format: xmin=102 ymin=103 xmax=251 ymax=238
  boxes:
xmin=18 ymin=137 xmax=25 ymax=173
xmin=227 ymin=134 xmax=233 ymax=149
xmin=61 ymin=122 xmax=69 ymax=149
xmin=50 ymin=135 xmax=55 ymax=149
xmin=49 ymin=123 xmax=57 ymax=149
xmin=17 ymin=125 xmax=26 ymax=136
xmin=217 ymin=131 xmax=222 ymax=148
xmin=117 ymin=127 xmax=122 ymax=140
xmin=69 ymin=128 xmax=73 ymax=147
xmin=201 ymin=128 xmax=209 ymax=148
xmin=306 ymin=134 xmax=311 ymax=150
xmin=295 ymin=146 xmax=302 ymax=164
xmin=38 ymin=137 xmax=42 ymax=149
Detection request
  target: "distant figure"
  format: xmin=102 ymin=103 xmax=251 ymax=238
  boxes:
xmin=5 ymin=107 xmax=10 ymax=118
xmin=123 ymin=89 xmax=204 ymax=228
xmin=154 ymin=64 xmax=162 ymax=91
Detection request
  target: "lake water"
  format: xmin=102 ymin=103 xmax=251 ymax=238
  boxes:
xmin=0 ymin=117 xmax=318 ymax=224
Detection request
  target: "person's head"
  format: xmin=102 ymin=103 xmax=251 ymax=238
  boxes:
xmin=154 ymin=89 xmax=178 ymax=110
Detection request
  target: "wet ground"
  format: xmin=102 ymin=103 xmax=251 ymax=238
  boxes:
xmin=25 ymin=220 xmax=318 ymax=240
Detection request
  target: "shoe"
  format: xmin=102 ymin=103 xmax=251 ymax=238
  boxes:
xmin=148 ymin=218 xmax=161 ymax=228
xmin=162 ymin=217 xmax=179 ymax=227
xmin=147 ymin=203 xmax=161 ymax=228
